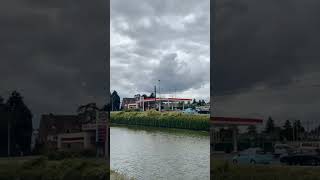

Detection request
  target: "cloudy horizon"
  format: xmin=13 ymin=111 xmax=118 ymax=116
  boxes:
xmin=110 ymin=0 xmax=210 ymax=102
xmin=0 ymin=0 xmax=108 ymax=127
xmin=213 ymin=0 xmax=320 ymax=128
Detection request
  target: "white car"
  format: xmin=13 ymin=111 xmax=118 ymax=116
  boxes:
xmin=274 ymin=144 xmax=294 ymax=157
xmin=232 ymin=148 xmax=273 ymax=165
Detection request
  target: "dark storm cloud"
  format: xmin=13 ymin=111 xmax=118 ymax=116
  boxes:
xmin=111 ymin=0 xmax=210 ymax=99
xmin=0 ymin=0 xmax=108 ymax=127
xmin=213 ymin=0 xmax=320 ymax=96
xmin=213 ymin=0 xmax=320 ymax=125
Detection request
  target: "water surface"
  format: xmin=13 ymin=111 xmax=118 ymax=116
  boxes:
xmin=111 ymin=126 xmax=209 ymax=180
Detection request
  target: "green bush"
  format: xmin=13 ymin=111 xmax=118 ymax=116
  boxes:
xmin=0 ymin=157 xmax=128 ymax=180
xmin=213 ymin=160 xmax=320 ymax=180
xmin=111 ymin=111 xmax=209 ymax=131
xmin=45 ymin=150 xmax=96 ymax=160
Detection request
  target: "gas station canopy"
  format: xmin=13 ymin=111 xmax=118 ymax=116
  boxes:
xmin=210 ymin=117 xmax=263 ymax=153
xmin=211 ymin=117 xmax=263 ymax=126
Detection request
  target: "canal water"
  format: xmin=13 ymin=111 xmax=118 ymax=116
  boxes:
xmin=110 ymin=125 xmax=209 ymax=180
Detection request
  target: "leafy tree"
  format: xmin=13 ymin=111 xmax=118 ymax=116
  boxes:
xmin=201 ymin=100 xmax=206 ymax=106
xmin=142 ymin=94 xmax=148 ymax=99
xmin=5 ymin=91 xmax=33 ymax=156
xmin=149 ymin=93 xmax=155 ymax=98
xmin=111 ymin=90 xmax=120 ymax=111
xmin=77 ymin=103 xmax=99 ymax=123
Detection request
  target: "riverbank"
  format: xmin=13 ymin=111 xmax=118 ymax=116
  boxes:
xmin=213 ymin=160 xmax=320 ymax=180
xmin=0 ymin=156 xmax=131 ymax=180
xmin=110 ymin=111 xmax=209 ymax=131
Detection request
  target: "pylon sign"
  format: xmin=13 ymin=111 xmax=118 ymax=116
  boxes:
xmin=96 ymin=111 xmax=108 ymax=143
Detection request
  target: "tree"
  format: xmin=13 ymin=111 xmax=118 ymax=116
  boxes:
xmin=77 ymin=103 xmax=99 ymax=123
xmin=0 ymin=96 xmax=7 ymax=156
xmin=247 ymin=125 xmax=257 ymax=135
xmin=142 ymin=94 xmax=148 ymax=99
xmin=187 ymin=101 xmax=191 ymax=108
xmin=149 ymin=93 xmax=155 ymax=98
xmin=198 ymin=100 xmax=202 ymax=106
xmin=201 ymin=100 xmax=206 ymax=106
xmin=5 ymin=91 xmax=33 ymax=156
xmin=282 ymin=120 xmax=292 ymax=141
xmin=111 ymin=90 xmax=120 ymax=111
xmin=264 ymin=117 xmax=275 ymax=134
xmin=192 ymin=99 xmax=197 ymax=105
xmin=293 ymin=120 xmax=305 ymax=140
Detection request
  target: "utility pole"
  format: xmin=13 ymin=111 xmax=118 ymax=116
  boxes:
xmin=158 ymin=80 xmax=161 ymax=112
xmin=292 ymin=120 xmax=295 ymax=142
xmin=8 ymin=117 xmax=10 ymax=157
xmin=154 ymin=85 xmax=156 ymax=109
xmin=95 ymin=109 xmax=99 ymax=158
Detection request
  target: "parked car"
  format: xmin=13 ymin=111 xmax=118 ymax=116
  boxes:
xmin=280 ymin=154 xmax=320 ymax=166
xmin=182 ymin=108 xmax=198 ymax=114
xmin=232 ymin=148 xmax=273 ymax=165
xmin=280 ymin=147 xmax=320 ymax=166
xmin=293 ymin=147 xmax=320 ymax=156
xmin=274 ymin=144 xmax=294 ymax=158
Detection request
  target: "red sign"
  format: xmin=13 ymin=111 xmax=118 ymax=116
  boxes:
xmin=96 ymin=111 xmax=108 ymax=143
xmin=211 ymin=117 xmax=263 ymax=126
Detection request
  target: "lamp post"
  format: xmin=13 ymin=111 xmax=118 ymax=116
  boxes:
xmin=158 ymin=80 xmax=161 ymax=112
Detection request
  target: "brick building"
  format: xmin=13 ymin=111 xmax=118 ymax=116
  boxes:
xmin=39 ymin=113 xmax=107 ymax=153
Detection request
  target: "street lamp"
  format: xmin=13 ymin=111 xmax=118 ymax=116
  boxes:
xmin=158 ymin=80 xmax=161 ymax=112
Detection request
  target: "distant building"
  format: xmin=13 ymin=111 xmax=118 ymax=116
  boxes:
xmin=121 ymin=95 xmax=193 ymax=111
xmin=39 ymin=113 xmax=107 ymax=153
xmin=121 ymin=98 xmax=137 ymax=110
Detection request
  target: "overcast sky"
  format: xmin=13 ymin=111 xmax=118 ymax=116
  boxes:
xmin=110 ymin=0 xmax=210 ymax=101
xmin=0 ymin=0 xmax=108 ymax=127
xmin=213 ymin=0 xmax=320 ymax=128
xmin=2 ymin=0 xmax=320 ymax=129
xmin=0 ymin=0 xmax=209 ymax=128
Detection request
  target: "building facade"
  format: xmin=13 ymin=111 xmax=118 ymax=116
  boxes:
xmin=39 ymin=113 xmax=108 ymax=153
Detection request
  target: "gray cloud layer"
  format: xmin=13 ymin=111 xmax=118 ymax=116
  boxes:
xmin=111 ymin=0 xmax=210 ymax=99
xmin=213 ymin=0 xmax=320 ymax=126
xmin=0 ymin=0 xmax=108 ymax=127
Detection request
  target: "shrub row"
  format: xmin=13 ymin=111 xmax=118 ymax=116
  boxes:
xmin=213 ymin=161 xmax=320 ymax=180
xmin=0 ymin=157 xmax=114 ymax=180
xmin=45 ymin=150 xmax=96 ymax=160
xmin=110 ymin=111 xmax=209 ymax=131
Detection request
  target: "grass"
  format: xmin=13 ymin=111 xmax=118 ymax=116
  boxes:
xmin=0 ymin=156 xmax=132 ymax=180
xmin=213 ymin=160 xmax=320 ymax=180
xmin=110 ymin=110 xmax=209 ymax=131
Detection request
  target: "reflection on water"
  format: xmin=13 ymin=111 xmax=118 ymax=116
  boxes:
xmin=111 ymin=125 xmax=209 ymax=180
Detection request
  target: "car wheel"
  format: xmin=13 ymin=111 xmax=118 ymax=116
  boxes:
xmin=250 ymin=160 xmax=256 ymax=164
xmin=233 ymin=160 xmax=238 ymax=164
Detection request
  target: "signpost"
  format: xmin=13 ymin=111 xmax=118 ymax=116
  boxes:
xmin=94 ymin=110 xmax=109 ymax=168
xmin=82 ymin=110 xmax=109 ymax=167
